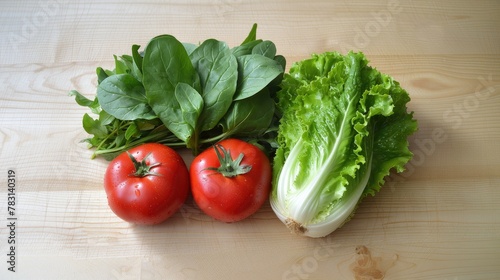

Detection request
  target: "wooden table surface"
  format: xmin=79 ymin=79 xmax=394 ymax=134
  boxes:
xmin=1 ymin=1 xmax=499 ymax=279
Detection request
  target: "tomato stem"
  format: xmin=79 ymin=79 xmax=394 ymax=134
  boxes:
xmin=206 ymin=144 xmax=251 ymax=177
xmin=127 ymin=152 xmax=161 ymax=177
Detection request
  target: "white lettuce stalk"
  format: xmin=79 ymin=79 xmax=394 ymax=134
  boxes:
xmin=270 ymin=51 xmax=417 ymax=238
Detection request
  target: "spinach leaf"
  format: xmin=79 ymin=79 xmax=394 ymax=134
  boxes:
xmin=174 ymin=83 xmax=204 ymax=145
xmin=136 ymin=119 xmax=159 ymax=131
xmin=143 ymin=35 xmax=201 ymax=142
xmin=97 ymin=74 xmax=156 ymax=120
xmin=231 ymin=23 xmax=264 ymax=57
xmin=125 ymin=122 xmax=139 ymax=140
xmin=69 ymin=90 xmax=95 ymax=108
xmin=220 ymin=88 xmax=275 ymax=137
xmin=131 ymin=44 xmax=143 ymax=81
xmin=96 ymin=67 xmax=109 ymax=84
xmin=113 ymin=55 xmax=133 ymax=75
xmin=274 ymin=55 xmax=287 ymax=72
xmin=98 ymin=110 xmax=115 ymax=126
xmin=82 ymin=113 xmax=108 ymax=138
xmin=231 ymin=40 xmax=263 ymax=57
xmin=131 ymin=45 xmax=143 ymax=70
xmin=252 ymin=40 xmax=277 ymax=59
xmin=190 ymin=39 xmax=238 ymax=132
xmin=241 ymin=23 xmax=258 ymax=45
xmin=234 ymin=54 xmax=283 ymax=100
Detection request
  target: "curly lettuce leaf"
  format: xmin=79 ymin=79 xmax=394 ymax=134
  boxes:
xmin=270 ymin=51 xmax=417 ymax=237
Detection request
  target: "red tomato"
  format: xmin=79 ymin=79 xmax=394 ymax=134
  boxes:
xmin=104 ymin=143 xmax=189 ymax=225
xmin=190 ymin=139 xmax=271 ymax=222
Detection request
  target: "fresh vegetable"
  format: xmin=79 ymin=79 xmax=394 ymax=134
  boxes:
xmin=70 ymin=23 xmax=285 ymax=159
xmin=104 ymin=143 xmax=189 ymax=225
xmin=270 ymin=51 xmax=418 ymax=237
xmin=190 ymin=139 xmax=271 ymax=222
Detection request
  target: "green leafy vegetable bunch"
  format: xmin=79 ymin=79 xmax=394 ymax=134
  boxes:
xmin=71 ymin=24 xmax=285 ymax=159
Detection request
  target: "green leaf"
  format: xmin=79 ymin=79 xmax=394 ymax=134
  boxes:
xmin=231 ymin=39 xmax=263 ymax=57
xmin=82 ymin=113 xmax=108 ymax=138
xmin=136 ymin=119 xmax=158 ymax=131
xmin=143 ymin=35 xmax=201 ymax=142
xmin=241 ymin=23 xmax=258 ymax=45
xmin=220 ymin=88 xmax=275 ymax=137
xmin=114 ymin=55 xmax=133 ymax=75
xmin=231 ymin=24 xmax=263 ymax=57
xmin=189 ymin=39 xmax=238 ymax=131
xmin=131 ymin=45 xmax=143 ymax=70
xmin=125 ymin=122 xmax=139 ymax=140
xmin=131 ymin=44 xmax=143 ymax=82
xmin=98 ymin=110 xmax=115 ymax=126
xmin=69 ymin=90 xmax=94 ymax=107
xmin=234 ymin=54 xmax=284 ymax=101
xmin=252 ymin=40 xmax=277 ymax=59
xmin=84 ymin=135 xmax=101 ymax=148
xmin=174 ymin=83 xmax=204 ymax=144
xmin=274 ymin=55 xmax=286 ymax=72
xmin=96 ymin=67 xmax=109 ymax=84
xmin=97 ymin=73 xmax=156 ymax=120
xmin=364 ymin=77 xmax=417 ymax=196
xmin=69 ymin=90 xmax=101 ymax=114
xmin=113 ymin=132 xmax=126 ymax=148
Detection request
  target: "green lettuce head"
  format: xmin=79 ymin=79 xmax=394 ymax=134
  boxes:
xmin=270 ymin=51 xmax=418 ymax=237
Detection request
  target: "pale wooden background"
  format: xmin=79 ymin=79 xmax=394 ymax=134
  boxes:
xmin=0 ymin=1 xmax=499 ymax=279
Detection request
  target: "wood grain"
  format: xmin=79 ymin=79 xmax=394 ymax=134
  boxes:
xmin=0 ymin=0 xmax=499 ymax=279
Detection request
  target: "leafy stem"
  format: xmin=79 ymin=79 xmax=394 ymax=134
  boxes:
xmin=93 ymin=120 xmax=127 ymax=153
xmin=92 ymin=129 xmax=180 ymax=159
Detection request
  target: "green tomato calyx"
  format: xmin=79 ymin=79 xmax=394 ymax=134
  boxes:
xmin=208 ymin=144 xmax=252 ymax=177
xmin=127 ymin=152 xmax=161 ymax=177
